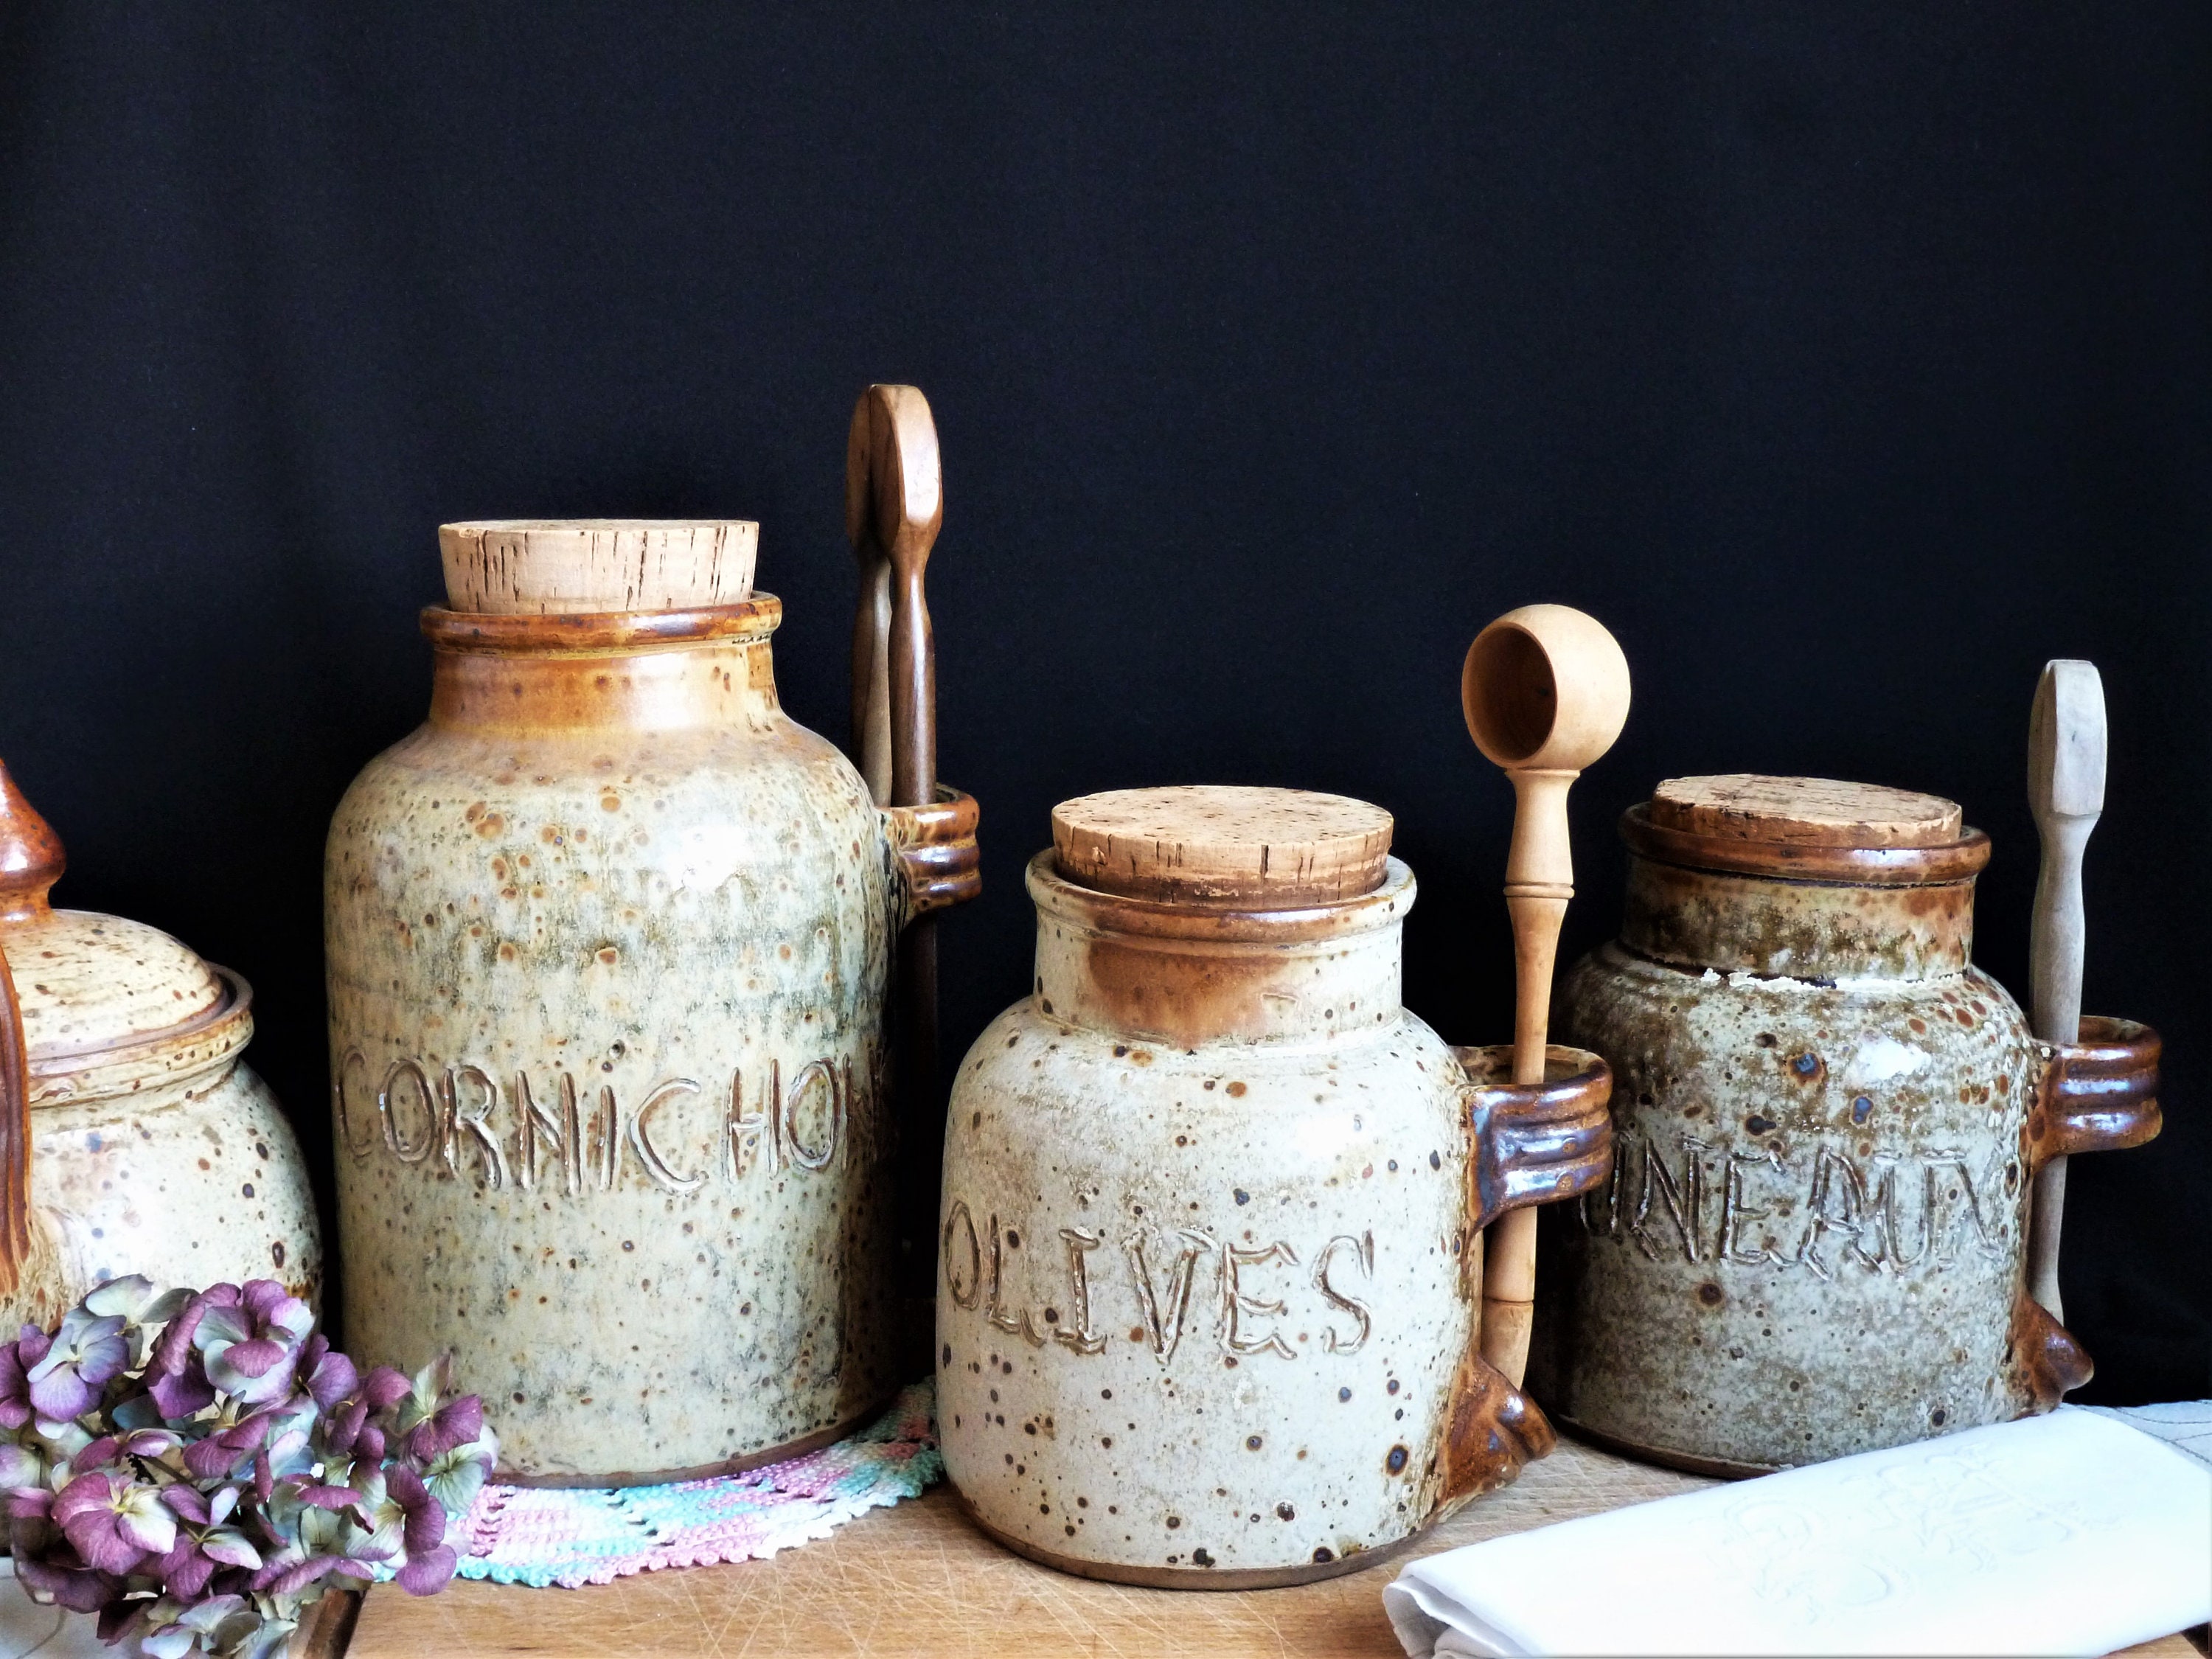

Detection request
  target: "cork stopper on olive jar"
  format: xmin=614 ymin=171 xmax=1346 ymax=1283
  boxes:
xmin=1049 ymin=784 xmax=1394 ymax=908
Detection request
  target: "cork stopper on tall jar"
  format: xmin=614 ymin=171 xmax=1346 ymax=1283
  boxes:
xmin=1049 ymin=785 xmax=1394 ymax=908
xmin=437 ymin=520 xmax=759 ymax=615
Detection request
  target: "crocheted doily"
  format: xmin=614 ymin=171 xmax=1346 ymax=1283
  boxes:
xmin=453 ymin=1381 xmax=942 ymax=1587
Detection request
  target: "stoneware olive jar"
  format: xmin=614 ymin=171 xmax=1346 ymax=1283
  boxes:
xmin=936 ymin=787 xmax=1613 ymax=1587
xmin=1543 ymin=774 xmax=2161 ymax=1475
xmin=325 ymin=519 xmax=977 ymax=1484
xmin=0 ymin=762 xmax=321 ymax=1327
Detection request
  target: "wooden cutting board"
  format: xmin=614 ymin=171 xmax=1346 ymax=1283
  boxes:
xmin=330 ymin=1433 xmax=2204 ymax=1658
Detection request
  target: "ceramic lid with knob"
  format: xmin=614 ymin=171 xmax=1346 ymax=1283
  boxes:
xmin=1048 ymin=784 xmax=1394 ymax=907
xmin=0 ymin=761 xmax=251 ymax=1104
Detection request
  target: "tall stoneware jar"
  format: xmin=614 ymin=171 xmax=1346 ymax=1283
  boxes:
xmin=326 ymin=522 xmax=977 ymax=1483
xmin=937 ymin=787 xmax=1613 ymax=1586
xmin=1546 ymin=775 xmax=2160 ymax=1475
xmin=0 ymin=761 xmax=321 ymax=1326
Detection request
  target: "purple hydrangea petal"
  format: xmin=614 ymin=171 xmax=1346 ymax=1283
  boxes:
xmin=27 ymin=1368 xmax=97 ymax=1422
xmin=148 ymin=1361 xmax=215 ymax=1422
xmin=158 ymin=1484 xmax=209 ymax=1526
xmin=394 ymin=1543 xmax=458 ymax=1596
xmin=215 ymin=1338 xmax=288 ymax=1381
xmin=307 ymin=1352 xmax=359 ymax=1412
xmin=361 ymin=1368 xmax=411 ymax=1413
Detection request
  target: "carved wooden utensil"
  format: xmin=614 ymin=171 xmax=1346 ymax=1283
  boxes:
xmin=2025 ymin=658 xmax=2106 ymax=1321
xmin=1461 ymin=605 xmax=1630 ymax=1386
xmin=846 ymin=385 xmax=947 ymax=1287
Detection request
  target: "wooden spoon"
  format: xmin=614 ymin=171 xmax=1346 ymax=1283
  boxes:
xmin=1461 ymin=605 xmax=1631 ymax=1385
xmin=2025 ymin=658 xmax=2105 ymax=1321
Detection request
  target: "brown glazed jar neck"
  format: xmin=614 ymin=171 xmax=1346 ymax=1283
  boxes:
xmin=422 ymin=596 xmax=783 ymax=733
xmin=1025 ymin=851 xmax=1411 ymax=1048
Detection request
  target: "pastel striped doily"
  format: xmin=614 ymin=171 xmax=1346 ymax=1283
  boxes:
xmin=452 ymin=1382 xmax=942 ymax=1587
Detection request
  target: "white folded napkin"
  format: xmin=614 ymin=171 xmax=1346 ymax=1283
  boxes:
xmin=1385 ymin=1403 xmax=2212 ymax=1658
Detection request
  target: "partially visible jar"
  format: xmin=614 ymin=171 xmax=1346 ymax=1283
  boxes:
xmin=0 ymin=761 xmax=321 ymax=1328
xmin=1545 ymin=774 xmax=2160 ymax=1474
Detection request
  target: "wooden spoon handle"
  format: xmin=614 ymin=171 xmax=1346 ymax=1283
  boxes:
xmin=845 ymin=402 xmax=894 ymax=804
xmin=2025 ymin=659 xmax=2105 ymax=1321
xmin=845 ymin=385 xmax=942 ymax=814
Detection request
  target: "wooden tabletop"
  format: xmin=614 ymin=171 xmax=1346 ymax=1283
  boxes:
xmin=332 ymin=1433 xmax=2205 ymax=1658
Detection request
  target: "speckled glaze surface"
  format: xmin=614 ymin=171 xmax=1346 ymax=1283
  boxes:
xmin=1544 ymin=805 xmax=2160 ymax=1474
xmin=326 ymin=596 xmax=975 ymax=1484
xmin=0 ymin=762 xmax=322 ymax=1332
xmin=936 ymin=851 xmax=1610 ymax=1586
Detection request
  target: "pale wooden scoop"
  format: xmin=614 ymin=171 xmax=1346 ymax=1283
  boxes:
xmin=2025 ymin=659 xmax=2106 ymax=1321
xmin=1461 ymin=605 xmax=1631 ymax=1386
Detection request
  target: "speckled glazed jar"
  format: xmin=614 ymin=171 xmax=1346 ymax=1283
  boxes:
xmin=937 ymin=787 xmax=1613 ymax=1588
xmin=0 ymin=762 xmax=321 ymax=1329
xmin=326 ymin=522 xmax=977 ymax=1484
xmin=1544 ymin=777 xmax=2161 ymax=1475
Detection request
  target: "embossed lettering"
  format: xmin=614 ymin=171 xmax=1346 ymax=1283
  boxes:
xmin=629 ymin=1079 xmax=706 ymax=1194
xmin=1315 ymin=1231 xmax=1374 ymax=1354
xmin=378 ymin=1058 xmax=439 ymax=1165
xmin=1631 ymin=1135 xmax=1705 ymax=1262
xmin=1222 ymin=1240 xmax=1298 ymax=1360
xmin=446 ymin=1065 xmax=509 ymax=1190
xmin=1722 ymin=1149 xmax=1787 ymax=1265
xmin=1927 ymin=1153 xmax=2002 ymax=1265
xmin=1794 ymin=1147 xmax=1879 ymax=1279
xmin=517 ymin=1069 xmax=582 ymax=1196
xmin=942 ymin=1201 xmax=984 ymax=1310
xmin=1053 ymin=1228 xmax=1107 ymax=1354
xmin=334 ymin=1048 xmax=378 ymax=1158
xmin=984 ymin=1214 xmax=1028 ymax=1339
xmin=727 ymin=1063 xmax=779 ymax=1178
xmin=1124 ymin=1228 xmax=1213 ymax=1364
xmin=782 ymin=1059 xmax=842 ymax=1172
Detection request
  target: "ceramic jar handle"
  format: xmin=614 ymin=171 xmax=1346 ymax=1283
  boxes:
xmin=880 ymin=786 xmax=981 ymax=928
xmin=1422 ymin=1045 xmax=1613 ymax=1515
xmin=1453 ymin=1043 xmax=1615 ymax=1231
xmin=2028 ymin=1016 xmax=2161 ymax=1171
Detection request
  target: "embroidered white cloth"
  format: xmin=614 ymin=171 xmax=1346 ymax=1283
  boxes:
xmin=1384 ymin=1404 xmax=2212 ymax=1658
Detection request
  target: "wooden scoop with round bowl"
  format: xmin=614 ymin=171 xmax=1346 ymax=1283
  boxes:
xmin=1461 ymin=605 xmax=1631 ymax=1385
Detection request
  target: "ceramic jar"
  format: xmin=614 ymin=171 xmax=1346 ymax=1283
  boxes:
xmin=1543 ymin=774 xmax=2161 ymax=1475
xmin=325 ymin=521 xmax=977 ymax=1484
xmin=0 ymin=762 xmax=321 ymax=1327
xmin=936 ymin=787 xmax=1613 ymax=1587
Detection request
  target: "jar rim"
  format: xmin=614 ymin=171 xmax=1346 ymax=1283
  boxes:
xmin=1620 ymin=802 xmax=1990 ymax=886
xmin=1026 ymin=849 xmax=1416 ymax=944
xmin=420 ymin=594 xmax=782 ymax=655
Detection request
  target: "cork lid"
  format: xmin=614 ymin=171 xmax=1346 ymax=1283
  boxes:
xmin=1629 ymin=773 xmax=1988 ymax=885
xmin=0 ymin=761 xmax=231 ymax=1068
xmin=1050 ymin=785 xmax=1394 ymax=907
xmin=438 ymin=521 xmax=758 ymax=616
xmin=1650 ymin=775 xmax=1963 ymax=847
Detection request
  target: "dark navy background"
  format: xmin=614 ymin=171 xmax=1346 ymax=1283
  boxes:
xmin=0 ymin=6 xmax=2203 ymax=1399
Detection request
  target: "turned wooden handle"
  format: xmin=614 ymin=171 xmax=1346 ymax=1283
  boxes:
xmin=0 ymin=758 xmax=62 ymax=1296
xmin=846 ymin=386 xmax=942 ymax=813
xmin=1461 ymin=606 xmax=1630 ymax=1387
xmin=2025 ymin=658 xmax=2104 ymax=1321
xmin=846 ymin=408 xmax=896 ymax=805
